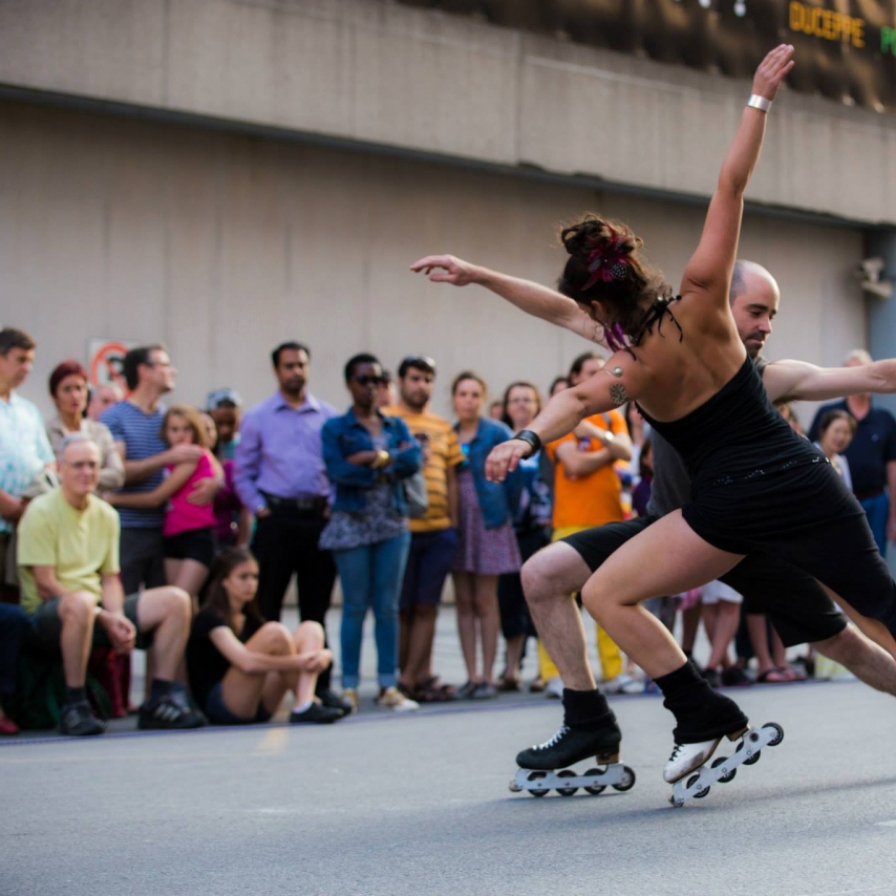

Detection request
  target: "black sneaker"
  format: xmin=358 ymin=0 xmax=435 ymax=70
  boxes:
xmin=316 ymin=687 xmax=353 ymax=716
xmin=721 ymin=666 xmax=753 ymax=687
xmin=59 ymin=700 xmax=106 ymax=737
xmin=138 ymin=689 xmax=207 ymax=730
xmin=516 ymin=721 xmax=622 ymax=770
xmin=289 ymin=703 xmax=344 ymax=725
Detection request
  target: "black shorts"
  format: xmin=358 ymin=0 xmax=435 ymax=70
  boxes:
xmin=561 ymin=516 xmax=847 ymax=648
xmin=29 ymin=592 xmax=154 ymax=651
xmin=163 ymin=527 xmax=216 ymax=567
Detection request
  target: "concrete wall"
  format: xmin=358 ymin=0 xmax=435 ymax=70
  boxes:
xmin=1 ymin=100 xmax=864 ymax=427
xmin=1 ymin=0 xmax=896 ymax=225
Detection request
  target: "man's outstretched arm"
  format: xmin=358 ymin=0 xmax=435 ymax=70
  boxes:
xmin=410 ymin=254 xmax=606 ymax=345
xmin=764 ymin=358 xmax=896 ymax=403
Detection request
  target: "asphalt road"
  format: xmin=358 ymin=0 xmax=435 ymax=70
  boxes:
xmin=3 ymin=676 xmax=896 ymax=896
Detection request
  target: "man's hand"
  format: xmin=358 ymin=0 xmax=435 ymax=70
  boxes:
xmin=485 ymin=439 xmax=531 ymax=483
xmin=186 ymin=476 xmax=220 ymax=506
xmin=0 ymin=493 xmax=26 ymax=523
xmin=166 ymin=444 xmax=204 ymax=466
xmin=410 ymin=255 xmax=481 ymax=287
xmin=98 ymin=610 xmax=136 ymax=655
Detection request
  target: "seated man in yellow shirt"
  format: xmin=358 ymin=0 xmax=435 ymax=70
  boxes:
xmin=17 ymin=434 xmax=205 ymax=736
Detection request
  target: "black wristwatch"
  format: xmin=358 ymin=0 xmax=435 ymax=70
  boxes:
xmin=513 ymin=429 xmax=542 ymax=456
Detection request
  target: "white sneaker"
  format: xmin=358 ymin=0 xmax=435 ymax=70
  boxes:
xmin=544 ymin=677 xmax=564 ymax=699
xmin=603 ymin=674 xmax=643 ymax=696
xmin=663 ymin=738 xmax=721 ymax=783
xmin=376 ymin=686 xmax=420 ymax=712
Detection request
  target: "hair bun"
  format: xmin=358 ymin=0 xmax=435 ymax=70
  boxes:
xmin=560 ymin=215 xmax=641 ymax=262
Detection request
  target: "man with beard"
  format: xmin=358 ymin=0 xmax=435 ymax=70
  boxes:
xmin=385 ymin=355 xmax=465 ymax=702
xmin=235 ymin=342 xmax=347 ymax=713
xmin=412 ymin=253 xmax=896 ymax=778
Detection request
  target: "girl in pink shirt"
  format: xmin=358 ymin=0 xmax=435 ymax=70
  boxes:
xmin=110 ymin=406 xmax=221 ymax=607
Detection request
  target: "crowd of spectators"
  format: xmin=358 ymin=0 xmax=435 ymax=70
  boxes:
xmin=2 ymin=324 xmax=894 ymax=737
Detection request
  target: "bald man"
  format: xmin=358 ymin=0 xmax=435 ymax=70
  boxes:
xmin=412 ymin=253 xmax=896 ymax=773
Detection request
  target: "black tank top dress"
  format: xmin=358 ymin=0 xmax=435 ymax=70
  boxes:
xmin=638 ymin=353 xmax=896 ymax=639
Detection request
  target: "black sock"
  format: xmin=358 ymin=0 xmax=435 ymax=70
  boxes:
xmin=149 ymin=678 xmax=174 ymax=702
xmin=562 ymin=688 xmax=614 ymax=729
xmin=655 ymin=660 xmax=747 ymax=743
xmin=654 ymin=659 xmax=704 ymax=702
xmin=66 ymin=686 xmax=87 ymax=706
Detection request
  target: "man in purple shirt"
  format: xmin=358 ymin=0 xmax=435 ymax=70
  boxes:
xmin=235 ymin=342 xmax=344 ymax=708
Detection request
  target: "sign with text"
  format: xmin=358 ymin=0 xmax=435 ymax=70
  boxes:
xmin=397 ymin=0 xmax=896 ymax=113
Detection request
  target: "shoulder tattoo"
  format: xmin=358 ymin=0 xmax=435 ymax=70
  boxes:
xmin=609 ymin=383 xmax=630 ymax=406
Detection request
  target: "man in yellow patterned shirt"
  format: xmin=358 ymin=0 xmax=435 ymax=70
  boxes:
xmin=385 ymin=356 xmax=465 ymax=702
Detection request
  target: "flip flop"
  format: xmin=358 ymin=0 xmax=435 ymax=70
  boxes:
xmin=756 ymin=667 xmax=790 ymax=683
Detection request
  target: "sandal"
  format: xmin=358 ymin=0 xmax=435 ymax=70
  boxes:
xmin=497 ymin=677 xmax=522 ymax=693
xmin=415 ymin=676 xmax=457 ymax=703
xmin=528 ymin=677 xmax=546 ymax=693
xmin=756 ymin=667 xmax=790 ymax=683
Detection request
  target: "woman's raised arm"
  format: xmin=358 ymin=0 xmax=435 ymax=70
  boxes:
xmin=681 ymin=45 xmax=794 ymax=306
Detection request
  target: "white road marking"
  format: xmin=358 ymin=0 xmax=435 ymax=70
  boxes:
xmin=253 ymin=727 xmax=288 ymax=755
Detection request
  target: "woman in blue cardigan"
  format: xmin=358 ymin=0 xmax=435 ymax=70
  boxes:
xmin=451 ymin=371 xmax=522 ymax=699
xmin=321 ymin=353 xmax=423 ymax=714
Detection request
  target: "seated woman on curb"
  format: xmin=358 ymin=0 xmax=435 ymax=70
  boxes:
xmin=187 ymin=547 xmax=344 ymax=725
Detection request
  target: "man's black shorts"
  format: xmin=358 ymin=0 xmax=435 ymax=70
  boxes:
xmin=560 ymin=516 xmax=847 ymax=647
xmin=29 ymin=592 xmax=153 ymax=651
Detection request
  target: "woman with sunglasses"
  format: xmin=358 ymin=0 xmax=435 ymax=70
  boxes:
xmin=320 ymin=354 xmax=423 ymax=713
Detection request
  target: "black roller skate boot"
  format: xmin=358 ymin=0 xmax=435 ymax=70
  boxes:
xmin=510 ymin=689 xmax=636 ymax=797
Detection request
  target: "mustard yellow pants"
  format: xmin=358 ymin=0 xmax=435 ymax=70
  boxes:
xmin=537 ymin=525 xmax=623 ymax=683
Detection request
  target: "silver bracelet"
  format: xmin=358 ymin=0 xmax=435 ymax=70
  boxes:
xmin=747 ymin=94 xmax=772 ymax=113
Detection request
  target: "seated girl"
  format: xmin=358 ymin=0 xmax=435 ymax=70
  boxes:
xmin=187 ymin=547 xmax=344 ymax=725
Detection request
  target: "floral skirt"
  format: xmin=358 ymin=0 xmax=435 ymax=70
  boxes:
xmin=452 ymin=470 xmax=521 ymax=576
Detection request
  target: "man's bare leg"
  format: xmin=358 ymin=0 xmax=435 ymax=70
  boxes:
xmin=520 ymin=543 xmax=596 ymax=691
xmin=813 ymin=625 xmax=896 ymax=697
xmin=58 ymin=591 xmax=96 ymax=688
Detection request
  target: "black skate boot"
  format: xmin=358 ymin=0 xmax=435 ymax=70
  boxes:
xmin=509 ymin=689 xmax=635 ymax=797
xmin=656 ymin=660 xmax=784 ymax=807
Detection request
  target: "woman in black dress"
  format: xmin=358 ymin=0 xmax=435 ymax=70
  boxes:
xmin=471 ymin=44 xmax=896 ymax=785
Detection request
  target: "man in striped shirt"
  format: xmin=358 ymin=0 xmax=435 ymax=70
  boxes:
xmin=101 ymin=345 xmax=218 ymax=595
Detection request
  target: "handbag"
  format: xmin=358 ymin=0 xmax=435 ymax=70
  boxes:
xmin=402 ymin=470 xmax=429 ymax=519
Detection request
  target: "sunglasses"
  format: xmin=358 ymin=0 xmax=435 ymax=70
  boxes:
xmin=355 ymin=374 xmax=386 ymax=386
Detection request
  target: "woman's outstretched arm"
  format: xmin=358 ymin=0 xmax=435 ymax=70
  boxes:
xmin=410 ymin=254 xmax=607 ymax=345
xmin=681 ymin=44 xmax=794 ymax=306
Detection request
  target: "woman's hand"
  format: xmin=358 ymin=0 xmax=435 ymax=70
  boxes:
xmin=409 ymin=254 xmax=481 ymax=286
xmin=485 ymin=439 xmax=531 ymax=483
xmin=752 ymin=44 xmax=795 ymax=101
xmin=345 ymin=450 xmax=380 ymax=467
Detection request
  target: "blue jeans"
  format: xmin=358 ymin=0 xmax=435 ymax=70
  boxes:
xmin=860 ymin=492 xmax=889 ymax=557
xmin=335 ymin=532 xmax=411 ymax=689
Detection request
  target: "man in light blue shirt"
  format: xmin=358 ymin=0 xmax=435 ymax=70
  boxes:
xmin=0 ymin=328 xmax=55 ymax=586
xmin=0 ymin=327 xmax=53 ymax=736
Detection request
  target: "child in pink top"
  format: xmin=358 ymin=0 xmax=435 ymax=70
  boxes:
xmin=110 ymin=405 xmax=222 ymax=607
